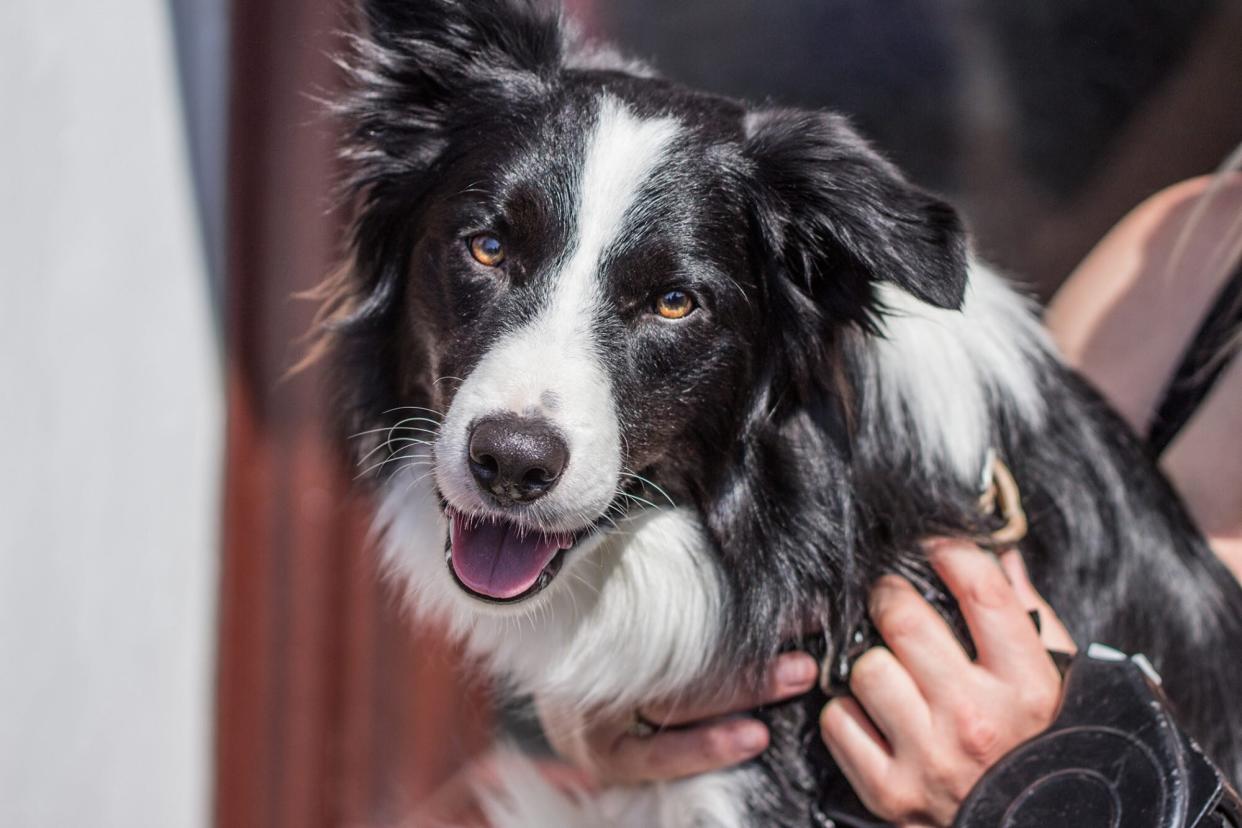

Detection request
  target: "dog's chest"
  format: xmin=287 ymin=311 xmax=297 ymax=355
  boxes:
xmin=482 ymin=761 xmax=763 ymax=828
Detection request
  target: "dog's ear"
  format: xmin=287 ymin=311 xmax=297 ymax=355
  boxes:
xmin=310 ymin=2 xmax=566 ymax=444
xmin=326 ymin=1 xmax=564 ymax=327
xmin=350 ymin=0 xmax=563 ymax=147
xmin=344 ymin=0 xmax=564 ymax=168
xmin=744 ymin=109 xmax=968 ymax=319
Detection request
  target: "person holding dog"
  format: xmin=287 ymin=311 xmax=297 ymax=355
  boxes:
xmin=532 ymin=172 xmax=1242 ymax=827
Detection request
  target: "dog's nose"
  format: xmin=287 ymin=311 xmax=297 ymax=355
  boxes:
xmin=468 ymin=416 xmax=569 ymax=503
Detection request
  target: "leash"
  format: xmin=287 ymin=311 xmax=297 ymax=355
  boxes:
xmin=1147 ymin=260 xmax=1242 ymax=456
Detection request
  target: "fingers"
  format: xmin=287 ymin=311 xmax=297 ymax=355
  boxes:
xmin=847 ymin=646 xmax=932 ymax=751
xmin=868 ymin=575 xmax=972 ymax=699
xmin=606 ymin=652 xmax=817 ymax=784
xmin=821 ymin=544 xmax=1069 ymax=826
xmin=643 ymin=652 xmax=818 ymax=727
xmin=820 ymin=697 xmax=895 ymax=809
xmin=538 ymin=652 xmax=817 ymax=786
xmin=926 ymin=540 xmax=1059 ymax=682
xmin=997 ymin=548 xmax=1077 ymax=653
xmin=607 ymin=716 xmax=769 ymax=783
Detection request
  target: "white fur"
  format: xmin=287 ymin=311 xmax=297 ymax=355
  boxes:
xmin=378 ymin=469 xmax=724 ymax=712
xmin=478 ymin=753 xmax=759 ymax=828
xmin=859 ymin=262 xmax=1054 ymax=479
xmin=435 ymin=96 xmax=680 ymax=533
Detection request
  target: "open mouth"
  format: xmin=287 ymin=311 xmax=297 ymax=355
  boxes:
xmin=445 ymin=510 xmax=581 ymax=603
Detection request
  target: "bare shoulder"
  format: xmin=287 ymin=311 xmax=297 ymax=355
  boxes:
xmin=1045 ymin=174 xmax=1242 ymax=434
xmin=1047 ymin=174 xmax=1242 ymax=577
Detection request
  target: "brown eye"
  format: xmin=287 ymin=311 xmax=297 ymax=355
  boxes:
xmin=469 ymin=234 xmax=505 ymax=267
xmin=654 ymin=289 xmax=696 ymax=320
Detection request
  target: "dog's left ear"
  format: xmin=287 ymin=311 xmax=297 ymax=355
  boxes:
xmin=346 ymin=0 xmax=565 ymax=167
xmin=744 ymin=109 xmax=968 ymax=315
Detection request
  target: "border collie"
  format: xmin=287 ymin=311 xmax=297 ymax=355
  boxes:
xmin=314 ymin=1 xmax=1242 ymax=824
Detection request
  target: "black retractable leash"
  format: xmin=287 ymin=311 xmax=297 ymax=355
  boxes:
xmin=954 ymin=647 xmax=1242 ymax=828
xmin=813 ymin=647 xmax=1242 ymax=827
xmin=816 ymin=262 xmax=1242 ymax=828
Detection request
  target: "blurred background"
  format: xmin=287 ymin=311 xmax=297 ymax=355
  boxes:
xmin=1 ymin=0 xmax=1238 ymax=826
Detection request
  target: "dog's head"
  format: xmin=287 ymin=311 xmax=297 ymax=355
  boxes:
xmin=322 ymin=0 xmax=968 ymax=613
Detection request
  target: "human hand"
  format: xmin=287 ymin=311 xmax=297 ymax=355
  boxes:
xmin=820 ymin=540 xmax=1074 ymax=827
xmin=536 ymin=651 xmax=819 ymax=785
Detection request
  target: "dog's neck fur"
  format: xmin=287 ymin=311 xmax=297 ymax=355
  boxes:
xmin=376 ymin=261 xmax=1054 ymax=711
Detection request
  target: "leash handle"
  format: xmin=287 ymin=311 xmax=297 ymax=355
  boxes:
xmin=953 ymin=648 xmax=1242 ymax=828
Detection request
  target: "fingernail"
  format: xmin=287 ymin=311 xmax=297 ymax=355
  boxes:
xmin=777 ymin=655 xmax=817 ymax=688
xmin=733 ymin=723 xmax=768 ymax=754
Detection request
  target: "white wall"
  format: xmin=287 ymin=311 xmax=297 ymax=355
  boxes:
xmin=0 ymin=3 xmax=222 ymax=827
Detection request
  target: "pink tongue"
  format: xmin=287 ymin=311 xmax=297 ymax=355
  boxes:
xmin=450 ymin=514 xmax=567 ymax=600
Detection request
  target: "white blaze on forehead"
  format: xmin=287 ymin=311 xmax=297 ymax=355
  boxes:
xmin=435 ymin=98 xmax=681 ymax=528
xmin=557 ymin=95 xmax=680 ymax=312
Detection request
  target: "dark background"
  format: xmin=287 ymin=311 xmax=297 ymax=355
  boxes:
xmin=591 ymin=0 xmax=1242 ymax=295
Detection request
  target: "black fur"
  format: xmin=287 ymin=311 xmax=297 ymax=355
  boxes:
xmin=317 ymin=1 xmax=1242 ymax=822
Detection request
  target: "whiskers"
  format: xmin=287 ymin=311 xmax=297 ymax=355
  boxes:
xmin=619 ymin=470 xmax=676 ymax=507
xmin=349 ymin=405 xmax=445 ymax=483
xmin=608 ymin=468 xmax=676 ymax=527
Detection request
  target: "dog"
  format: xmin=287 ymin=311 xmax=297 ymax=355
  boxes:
xmin=312 ymin=0 xmax=1242 ymax=824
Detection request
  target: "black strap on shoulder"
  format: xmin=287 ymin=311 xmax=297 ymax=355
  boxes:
xmin=1148 ymin=261 xmax=1242 ymax=457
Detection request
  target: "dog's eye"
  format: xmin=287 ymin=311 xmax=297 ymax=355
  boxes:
xmin=469 ymin=234 xmax=505 ymax=267
xmin=653 ymin=289 xmax=696 ymax=320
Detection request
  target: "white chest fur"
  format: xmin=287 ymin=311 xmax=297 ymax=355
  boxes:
xmin=378 ymin=481 xmax=726 ymax=712
xmin=479 ymin=758 xmax=759 ymax=828
xmin=377 ymin=477 xmax=752 ymax=825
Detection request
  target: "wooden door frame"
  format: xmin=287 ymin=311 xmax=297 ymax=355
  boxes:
xmin=214 ymin=2 xmax=492 ymax=825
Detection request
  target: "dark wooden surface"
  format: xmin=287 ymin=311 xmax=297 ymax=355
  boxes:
xmin=214 ymin=1 xmax=492 ymax=825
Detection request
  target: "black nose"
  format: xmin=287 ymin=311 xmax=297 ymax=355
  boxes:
xmin=468 ymin=416 xmax=569 ymax=503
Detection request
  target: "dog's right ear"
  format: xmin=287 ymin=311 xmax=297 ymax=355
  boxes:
xmin=322 ymin=1 xmax=564 ymax=335
xmin=743 ymin=109 xmax=969 ymax=324
xmin=345 ymin=0 xmax=564 ymax=173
